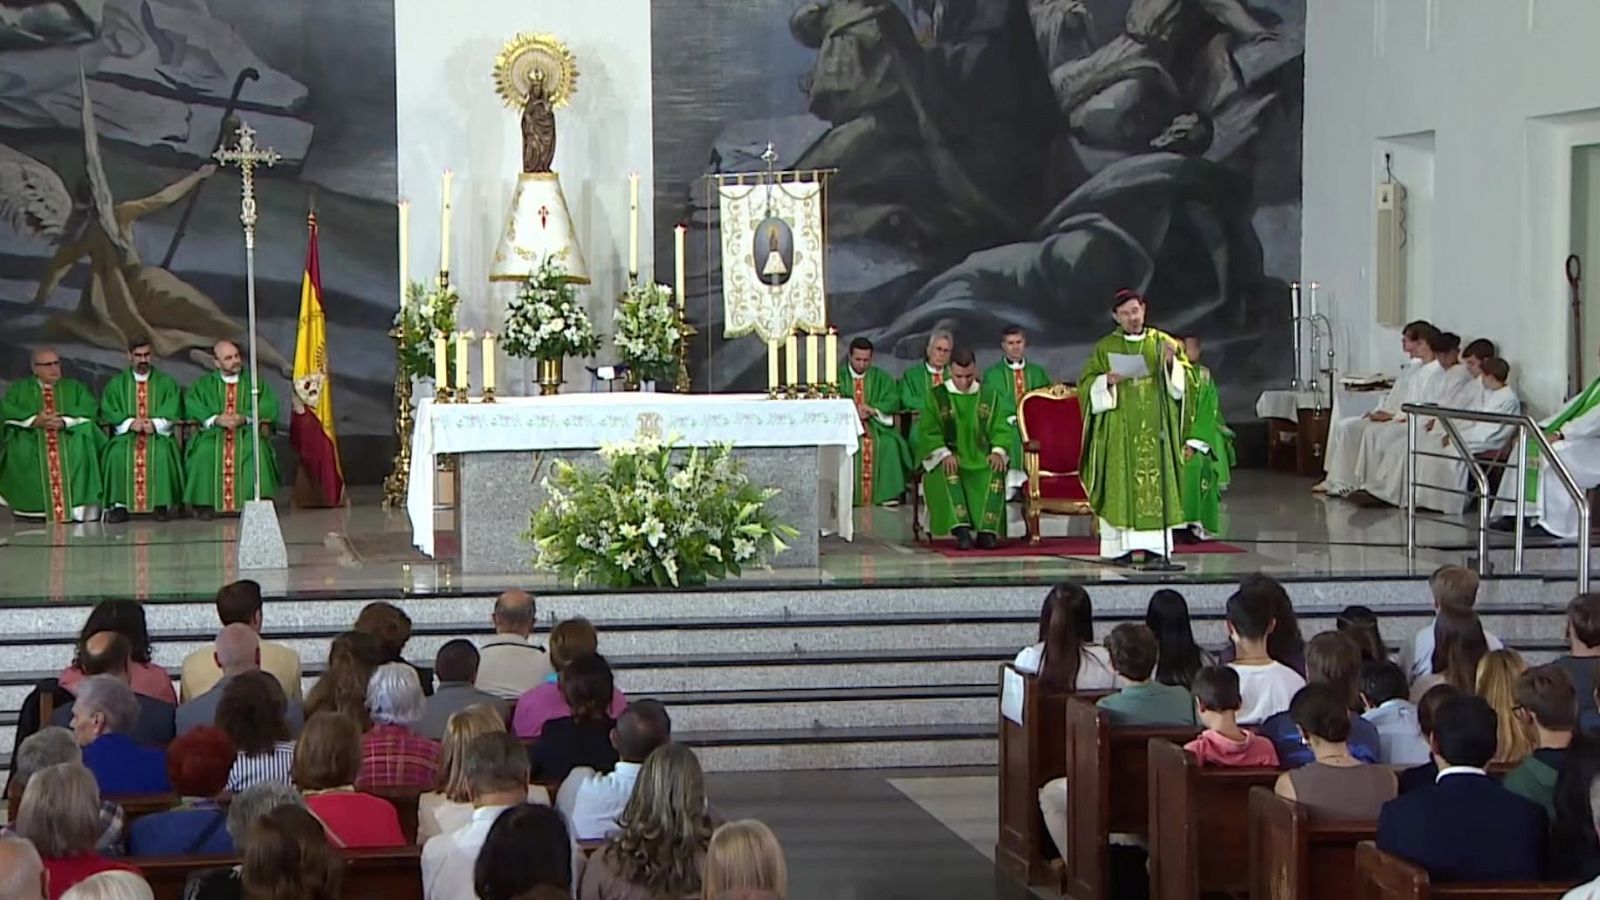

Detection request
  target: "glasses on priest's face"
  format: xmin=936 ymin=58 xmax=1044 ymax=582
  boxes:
xmin=32 ymin=360 xmax=61 ymax=370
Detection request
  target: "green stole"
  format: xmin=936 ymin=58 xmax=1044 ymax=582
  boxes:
xmin=1525 ymin=376 xmax=1600 ymax=501
xmin=1077 ymin=328 xmax=1188 ymax=531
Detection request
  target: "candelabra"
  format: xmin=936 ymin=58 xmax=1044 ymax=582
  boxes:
xmin=381 ymin=325 xmax=414 ymax=510
xmin=1294 ymin=313 xmax=1336 ymax=412
xmin=674 ymin=310 xmax=695 ymax=394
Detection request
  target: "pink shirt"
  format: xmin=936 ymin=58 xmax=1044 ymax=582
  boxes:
xmin=1183 ymin=727 xmax=1280 ymax=768
xmin=512 ymin=682 xmax=629 ymax=739
xmin=60 ymin=661 xmax=177 ymax=706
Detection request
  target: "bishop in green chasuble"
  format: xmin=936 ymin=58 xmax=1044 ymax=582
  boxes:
xmin=0 ymin=349 xmax=105 ymax=522
xmin=183 ymin=341 xmax=280 ymax=516
xmin=1079 ymin=292 xmax=1190 ymax=560
xmin=981 ymin=326 xmax=1052 ymax=475
xmin=912 ymin=351 xmax=1015 ymax=549
xmin=100 ymin=340 xmax=183 ymax=520
xmin=841 ymin=338 xmax=912 ymax=507
xmin=1178 ymin=336 xmax=1234 ymax=537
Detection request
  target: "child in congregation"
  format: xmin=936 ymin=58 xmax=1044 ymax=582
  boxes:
xmin=1502 ymin=664 xmax=1579 ymax=819
xmin=1396 ymin=683 xmax=1462 ymax=793
xmin=1223 ymin=585 xmax=1306 ymax=725
xmin=1095 ymin=624 xmax=1197 ymax=726
xmin=1359 ymin=660 xmax=1432 ymax=766
xmin=1183 ymin=666 xmax=1279 ymax=767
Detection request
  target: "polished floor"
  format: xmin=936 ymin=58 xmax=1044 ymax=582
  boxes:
xmin=0 ymin=468 xmax=1561 ymax=604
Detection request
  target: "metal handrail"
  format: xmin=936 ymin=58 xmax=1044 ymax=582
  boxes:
xmin=1402 ymin=402 xmax=1589 ymax=591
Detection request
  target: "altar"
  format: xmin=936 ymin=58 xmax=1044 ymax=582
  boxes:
xmin=406 ymin=393 xmax=862 ymax=573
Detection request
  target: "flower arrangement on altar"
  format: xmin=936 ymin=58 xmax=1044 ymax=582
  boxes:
xmin=527 ymin=435 xmax=797 ymax=588
xmin=500 ymin=253 xmax=601 ymax=360
xmin=395 ymin=280 xmax=461 ymax=380
xmin=613 ymin=281 xmax=680 ymax=384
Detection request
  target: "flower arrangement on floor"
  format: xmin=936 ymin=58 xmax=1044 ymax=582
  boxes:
xmin=528 ymin=435 xmax=798 ymax=588
xmin=500 ymin=253 xmax=601 ymax=360
xmin=394 ymin=280 xmax=460 ymax=379
xmin=613 ymin=281 xmax=680 ymax=385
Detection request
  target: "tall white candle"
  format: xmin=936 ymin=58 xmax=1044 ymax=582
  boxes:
xmin=825 ymin=328 xmax=838 ymax=385
xmin=805 ymin=331 xmax=818 ymax=384
xmin=398 ymin=200 xmax=410 ymax=310
xmin=628 ymin=173 xmax=640 ymax=277
xmin=433 ymin=331 xmax=448 ymax=387
xmin=674 ymin=225 xmax=687 ymax=311
xmin=1310 ymin=281 xmax=1320 ymax=320
xmin=440 ymin=169 xmax=454 ymax=276
xmin=785 ymin=332 xmax=799 ymax=386
xmin=767 ymin=339 xmax=780 ymax=391
xmin=482 ymin=332 xmax=497 ymax=393
xmin=455 ymin=329 xmax=472 ymax=390
xmin=1291 ymin=281 xmax=1301 ymax=322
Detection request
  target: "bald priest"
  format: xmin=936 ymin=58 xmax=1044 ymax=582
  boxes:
xmin=0 ymin=348 xmax=105 ymax=522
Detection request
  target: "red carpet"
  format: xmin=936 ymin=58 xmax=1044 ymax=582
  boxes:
xmin=926 ymin=536 xmax=1246 ymax=559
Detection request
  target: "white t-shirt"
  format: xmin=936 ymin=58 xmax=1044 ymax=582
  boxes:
xmin=1229 ymin=660 xmax=1306 ymax=725
xmin=1012 ymin=642 xmax=1118 ymax=691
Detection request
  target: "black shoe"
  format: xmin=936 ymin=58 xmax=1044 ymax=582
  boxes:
xmin=953 ymin=526 xmax=974 ymax=551
xmin=1487 ymin=517 xmax=1518 ymax=533
xmin=1173 ymin=528 xmax=1201 ymax=545
xmin=153 ymin=506 xmax=170 ymax=522
xmin=976 ymin=532 xmax=998 ymax=550
xmin=103 ymin=508 xmax=129 ymax=524
xmin=194 ymin=506 xmax=215 ymax=521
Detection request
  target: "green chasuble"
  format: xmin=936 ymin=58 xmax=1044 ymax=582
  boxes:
xmin=899 ymin=363 xmax=951 ymax=419
xmin=0 ymin=377 xmax=105 ymax=522
xmin=842 ymin=364 xmax=913 ymax=506
xmin=183 ymin=371 xmax=280 ymax=513
xmin=99 ymin=370 xmax=183 ymax=513
xmin=911 ymin=383 xmax=1017 ymax=537
xmin=1178 ymin=364 xmax=1235 ymax=535
xmin=981 ymin=358 xmax=1052 ymax=468
xmin=1523 ymin=376 xmax=1600 ymax=502
xmin=1078 ymin=329 xmax=1188 ymax=532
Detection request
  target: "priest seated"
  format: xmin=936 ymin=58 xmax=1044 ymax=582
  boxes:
xmin=182 ymin=340 xmax=280 ymax=520
xmin=0 ymin=348 xmax=105 ymax=523
xmin=840 ymin=337 xmax=912 ymax=508
xmin=911 ymin=348 xmax=1015 ymax=550
xmin=1491 ymin=346 xmax=1600 ymax=538
xmin=100 ymin=337 xmax=183 ymax=523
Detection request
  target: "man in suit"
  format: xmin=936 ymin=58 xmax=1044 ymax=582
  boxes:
xmin=1377 ymin=694 xmax=1548 ymax=882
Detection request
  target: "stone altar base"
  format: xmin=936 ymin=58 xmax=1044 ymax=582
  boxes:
xmin=457 ymin=446 xmax=823 ymax=574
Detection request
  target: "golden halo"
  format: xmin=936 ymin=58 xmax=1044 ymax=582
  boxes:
xmin=493 ymin=33 xmax=579 ymax=110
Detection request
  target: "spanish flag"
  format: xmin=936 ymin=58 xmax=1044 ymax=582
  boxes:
xmin=289 ymin=213 xmax=345 ymax=506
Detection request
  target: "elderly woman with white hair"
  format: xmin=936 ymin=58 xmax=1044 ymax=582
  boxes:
xmin=356 ymin=662 xmax=441 ymax=790
xmin=59 ymin=870 xmax=154 ymax=900
xmin=14 ymin=762 xmax=142 ymax=896
xmin=69 ymin=676 xmax=171 ymax=795
xmin=4 ymin=727 xmax=125 ymax=856
xmin=179 ymin=782 xmax=308 ymax=900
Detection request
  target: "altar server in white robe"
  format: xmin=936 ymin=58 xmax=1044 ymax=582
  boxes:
xmin=1315 ymin=320 xmax=1437 ymax=495
xmin=1460 ymin=338 xmax=1498 ymax=404
xmin=1491 ymin=350 xmax=1600 ymax=538
xmin=1346 ymin=332 xmax=1466 ymax=506
xmin=1327 ymin=327 xmax=1443 ymax=497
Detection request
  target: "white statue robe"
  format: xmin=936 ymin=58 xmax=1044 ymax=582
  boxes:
xmin=1491 ymin=390 xmax=1600 ymax=538
xmin=1322 ymin=357 xmax=1422 ymax=493
xmin=1366 ymin=383 xmax=1520 ymax=513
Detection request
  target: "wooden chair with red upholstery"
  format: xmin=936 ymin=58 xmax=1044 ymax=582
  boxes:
xmin=1018 ymin=385 xmax=1095 ymax=543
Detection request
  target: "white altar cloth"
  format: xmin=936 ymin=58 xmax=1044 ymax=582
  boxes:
xmin=1256 ymin=388 xmax=1383 ymax=422
xmin=407 ymin=393 xmax=862 ymax=556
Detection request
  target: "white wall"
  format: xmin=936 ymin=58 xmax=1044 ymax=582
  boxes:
xmin=394 ymin=0 xmax=653 ymax=391
xmin=1303 ymin=0 xmax=1600 ymax=415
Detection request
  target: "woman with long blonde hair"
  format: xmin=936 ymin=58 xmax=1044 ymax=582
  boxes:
xmin=578 ymin=744 xmax=713 ymax=900
xmin=701 ymin=819 xmax=788 ymax=900
xmin=1477 ymin=648 xmax=1537 ymax=764
xmin=418 ymin=704 xmax=547 ymax=841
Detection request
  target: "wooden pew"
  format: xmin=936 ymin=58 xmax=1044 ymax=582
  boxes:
xmin=995 ymin=664 xmax=1076 ymax=886
xmin=1248 ymin=786 xmax=1374 ymax=900
xmin=110 ymin=793 xmax=179 ymax=827
xmin=139 ymin=845 xmax=423 ymax=900
xmin=1062 ymin=699 xmax=1199 ymax=900
xmin=1354 ymin=841 xmax=1576 ymax=900
xmin=1145 ymin=738 xmax=1279 ymax=900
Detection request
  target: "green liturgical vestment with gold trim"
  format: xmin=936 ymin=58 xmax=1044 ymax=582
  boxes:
xmin=1179 ymin=364 xmax=1234 ymax=535
xmin=1078 ymin=328 xmax=1188 ymax=533
xmin=0 ymin=377 xmax=104 ymax=522
xmin=911 ymin=382 xmax=1015 ymax=537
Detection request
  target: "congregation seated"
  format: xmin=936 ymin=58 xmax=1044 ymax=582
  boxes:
xmin=1397 ymin=684 xmax=1462 ymax=794
xmin=237 ymin=805 xmax=344 ymax=900
xmin=292 ymin=712 xmax=407 ymax=848
xmin=1145 ymin=589 xmax=1212 ymax=689
xmin=177 ymin=624 xmax=304 ymax=738
xmin=1272 ymin=683 xmax=1396 ymax=822
xmin=1555 ymin=593 xmax=1600 ymax=732
xmin=476 ymin=589 xmax=553 ymax=703
xmin=701 ymin=819 xmax=789 ymax=900
xmin=1377 ymin=694 xmax=1548 ymax=882
xmin=1502 ymin=664 xmax=1579 ymax=818
xmin=1223 ymin=582 xmax=1306 ymax=725
xmin=471 ymin=804 xmax=575 ymax=900
xmin=531 ymin=654 xmax=621 ymax=784
xmin=1217 ymin=573 xmax=1307 ymax=676
xmin=180 ymin=580 xmax=303 ymax=703
xmin=1359 ymin=660 xmax=1432 ymax=766
xmin=559 ymin=700 xmax=672 ymax=842
xmin=422 ymin=731 xmax=544 ymax=900
xmin=217 ymin=671 xmax=297 ymax=792
xmin=419 ymin=639 xmax=509 ymax=741
xmin=356 ymin=602 xmax=435 ymax=696
xmin=181 ymin=782 xmax=307 ymax=900
xmin=1404 ymin=565 xmax=1504 ymax=683
xmin=1336 ymin=604 xmax=1389 ymax=664
xmin=1182 ymin=666 xmax=1278 ymax=767
xmin=1010 ymin=583 xmax=1115 ymax=692
xmin=15 ymin=762 xmax=141 ymax=900
xmin=514 ymin=618 xmax=629 ymax=739
xmin=1480 ymin=649 xmax=1538 ymax=765
xmin=6 ymin=728 xmax=124 ymax=856
xmin=67 ymin=676 xmax=170 ymax=795
xmin=59 ymin=600 xmax=176 ymax=706
xmin=579 ymin=744 xmax=712 ymax=900
xmin=304 ymin=630 xmax=385 ymax=730
xmin=1093 ymin=623 xmax=1195 ymax=725
xmin=52 ymin=634 xmax=175 ymax=746
xmin=1257 ymin=632 xmax=1382 ymax=766
xmin=358 ymin=662 xmax=442 ymax=790
xmin=420 ymin=705 xmax=549 ymax=844
xmin=125 ymin=726 xmax=235 ymax=856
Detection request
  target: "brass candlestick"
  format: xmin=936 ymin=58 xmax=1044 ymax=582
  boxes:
xmin=675 ymin=309 xmax=696 ymax=394
xmin=483 ymin=386 xmax=497 ymax=403
xmin=381 ymin=325 xmax=414 ymax=510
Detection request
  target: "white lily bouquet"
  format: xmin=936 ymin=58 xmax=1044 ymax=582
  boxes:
xmin=528 ymin=435 xmax=798 ymax=588
xmin=501 ymin=254 xmax=601 ymax=360
xmin=394 ymin=281 xmax=460 ymax=379
xmin=613 ymin=281 xmax=680 ymax=384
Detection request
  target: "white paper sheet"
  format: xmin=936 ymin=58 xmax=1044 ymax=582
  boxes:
xmin=1001 ymin=667 xmax=1025 ymax=725
xmin=1109 ymin=353 xmax=1150 ymax=379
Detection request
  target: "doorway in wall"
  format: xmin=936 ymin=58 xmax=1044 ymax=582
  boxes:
xmin=1574 ymin=145 xmax=1600 ymax=385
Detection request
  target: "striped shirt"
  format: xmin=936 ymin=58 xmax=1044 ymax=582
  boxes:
xmin=357 ymin=724 xmax=441 ymax=790
xmin=227 ymin=741 xmax=296 ymax=792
